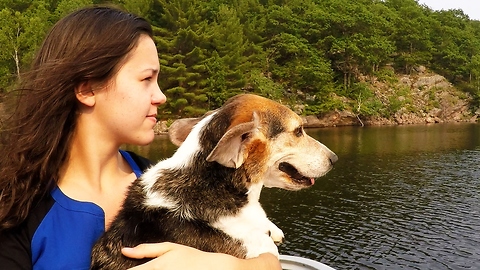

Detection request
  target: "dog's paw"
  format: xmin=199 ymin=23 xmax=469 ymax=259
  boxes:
xmin=244 ymin=233 xmax=280 ymax=259
xmin=269 ymin=227 xmax=284 ymax=245
xmin=267 ymin=221 xmax=284 ymax=245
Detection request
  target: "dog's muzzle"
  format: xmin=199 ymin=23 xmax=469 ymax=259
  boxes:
xmin=278 ymin=162 xmax=315 ymax=186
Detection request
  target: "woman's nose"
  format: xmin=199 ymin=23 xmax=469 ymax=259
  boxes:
xmin=152 ymin=83 xmax=166 ymax=105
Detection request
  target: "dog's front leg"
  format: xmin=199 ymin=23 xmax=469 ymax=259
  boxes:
xmin=212 ymin=203 xmax=282 ymax=259
xmin=266 ymin=219 xmax=284 ymax=245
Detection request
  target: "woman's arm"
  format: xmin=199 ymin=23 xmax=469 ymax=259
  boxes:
xmin=122 ymin=242 xmax=282 ymax=270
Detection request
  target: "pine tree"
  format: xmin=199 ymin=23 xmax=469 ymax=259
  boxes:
xmin=154 ymin=0 xmax=210 ymax=118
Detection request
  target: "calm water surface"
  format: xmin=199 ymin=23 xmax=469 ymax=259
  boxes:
xmin=125 ymin=123 xmax=480 ymax=269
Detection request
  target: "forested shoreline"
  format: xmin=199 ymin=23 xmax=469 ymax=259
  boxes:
xmin=1 ymin=0 xmax=480 ymax=122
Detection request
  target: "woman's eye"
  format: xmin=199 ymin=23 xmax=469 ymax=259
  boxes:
xmin=143 ymin=77 xmax=152 ymax=81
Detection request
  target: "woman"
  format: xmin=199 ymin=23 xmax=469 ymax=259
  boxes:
xmin=0 ymin=6 xmax=281 ymax=270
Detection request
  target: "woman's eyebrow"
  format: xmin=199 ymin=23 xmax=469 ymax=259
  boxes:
xmin=142 ymin=68 xmax=159 ymax=73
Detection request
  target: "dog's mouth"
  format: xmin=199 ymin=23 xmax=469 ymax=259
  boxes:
xmin=278 ymin=162 xmax=314 ymax=186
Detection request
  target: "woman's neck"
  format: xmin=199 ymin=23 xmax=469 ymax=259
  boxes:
xmin=57 ymin=130 xmax=137 ymax=228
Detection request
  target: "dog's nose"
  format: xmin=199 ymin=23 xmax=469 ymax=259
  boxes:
xmin=329 ymin=153 xmax=338 ymax=165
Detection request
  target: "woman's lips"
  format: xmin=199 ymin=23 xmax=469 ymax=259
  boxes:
xmin=147 ymin=114 xmax=157 ymax=123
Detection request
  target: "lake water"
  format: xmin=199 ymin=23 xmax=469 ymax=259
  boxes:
xmin=125 ymin=123 xmax=480 ymax=269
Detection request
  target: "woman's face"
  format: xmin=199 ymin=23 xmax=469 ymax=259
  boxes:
xmin=93 ymin=34 xmax=166 ymax=146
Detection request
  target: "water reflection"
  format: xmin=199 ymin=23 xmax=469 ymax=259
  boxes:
xmin=124 ymin=123 xmax=480 ymax=269
xmin=313 ymin=123 xmax=480 ymax=156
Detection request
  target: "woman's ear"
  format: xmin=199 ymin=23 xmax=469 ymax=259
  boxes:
xmin=75 ymin=81 xmax=95 ymax=107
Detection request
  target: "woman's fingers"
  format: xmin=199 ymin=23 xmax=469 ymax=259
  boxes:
xmin=121 ymin=242 xmax=175 ymax=259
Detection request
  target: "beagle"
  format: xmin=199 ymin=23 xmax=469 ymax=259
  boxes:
xmin=91 ymin=94 xmax=337 ymax=269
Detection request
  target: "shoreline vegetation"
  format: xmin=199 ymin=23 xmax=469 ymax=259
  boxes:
xmin=1 ymin=1 xmax=480 ymax=131
xmin=154 ymin=69 xmax=478 ymax=134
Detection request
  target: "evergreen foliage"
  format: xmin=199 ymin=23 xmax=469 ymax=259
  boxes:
xmin=1 ymin=0 xmax=480 ymax=118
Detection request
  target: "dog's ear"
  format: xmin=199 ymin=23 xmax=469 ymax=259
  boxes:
xmin=168 ymin=110 xmax=217 ymax=146
xmin=206 ymin=112 xmax=260 ymax=168
xmin=168 ymin=117 xmax=202 ymax=146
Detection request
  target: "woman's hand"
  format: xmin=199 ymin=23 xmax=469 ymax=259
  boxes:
xmin=122 ymin=242 xmax=281 ymax=270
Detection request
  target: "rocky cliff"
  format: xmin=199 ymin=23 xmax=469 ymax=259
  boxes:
xmin=303 ymin=70 xmax=477 ymax=128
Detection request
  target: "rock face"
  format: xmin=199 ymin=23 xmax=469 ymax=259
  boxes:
xmin=304 ymin=72 xmax=476 ymax=128
xmin=303 ymin=111 xmax=359 ymax=128
xmin=154 ymin=120 xmax=169 ymax=134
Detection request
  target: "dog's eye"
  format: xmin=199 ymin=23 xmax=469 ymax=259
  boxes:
xmin=294 ymin=127 xmax=303 ymax=137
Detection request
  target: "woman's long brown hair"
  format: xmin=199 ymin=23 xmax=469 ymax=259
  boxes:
xmin=0 ymin=6 xmax=153 ymax=231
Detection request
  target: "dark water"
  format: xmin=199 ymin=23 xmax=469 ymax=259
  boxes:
xmin=125 ymin=123 xmax=480 ymax=269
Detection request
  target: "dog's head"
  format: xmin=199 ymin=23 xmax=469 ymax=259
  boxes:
xmin=168 ymin=94 xmax=337 ymax=191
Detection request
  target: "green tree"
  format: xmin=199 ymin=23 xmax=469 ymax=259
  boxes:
xmin=264 ymin=1 xmax=334 ymax=100
xmin=429 ymin=9 xmax=478 ymax=82
xmin=384 ymin=0 xmax=434 ymax=74
xmin=204 ymin=5 xmax=252 ymax=107
xmin=114 ymin=0 xmax=153 ymax=18
xmin=53 ymin=0 xmax=93 ymax=21
xmin=0 ymin=1 xmax=51 ymax=91
xmin=318 ymin=0 xmax=395 ymax=89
